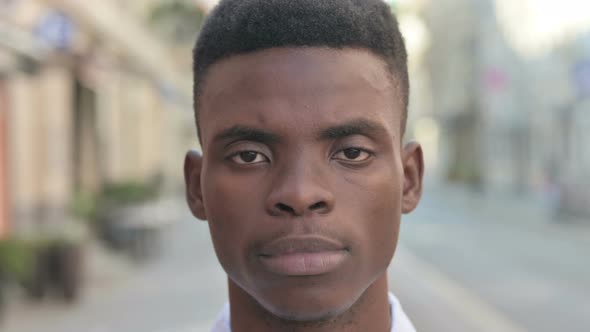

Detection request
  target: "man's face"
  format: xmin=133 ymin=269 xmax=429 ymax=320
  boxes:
xmin=186 ymin=47 xmax=422 ymax=321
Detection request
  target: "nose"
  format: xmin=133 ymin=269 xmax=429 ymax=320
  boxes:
xmin=265 ymin=159 xmax=335 ymax=217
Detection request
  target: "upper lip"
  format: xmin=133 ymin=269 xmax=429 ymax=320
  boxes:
xmin=258 ymin=235 xmax=347 ymax=257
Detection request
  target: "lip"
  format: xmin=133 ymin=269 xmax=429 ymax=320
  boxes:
xmin=258 ymin=236 xmax=349 ymax=276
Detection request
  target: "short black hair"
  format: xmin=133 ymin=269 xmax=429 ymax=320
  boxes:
xmin=193 ymin=0 xmax=409 ymax=134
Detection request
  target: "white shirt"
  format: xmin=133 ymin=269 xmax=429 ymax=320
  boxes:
xmin=211 ymin=292 xmax=416 ymax=332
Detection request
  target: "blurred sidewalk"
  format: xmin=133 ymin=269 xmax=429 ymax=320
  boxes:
xmin=1 ymin=196 xmax=188 ymax=332
xmin=2 ymin=239 xmax=135 ymax=332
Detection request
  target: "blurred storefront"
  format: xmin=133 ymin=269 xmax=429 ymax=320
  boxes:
xmin=0 ymin=71 xmax=8 ymax=238
xmin=0 ymin=0 xmax=195 ymax=237
xmin=0 ymin=0 xmax=200 ymax=305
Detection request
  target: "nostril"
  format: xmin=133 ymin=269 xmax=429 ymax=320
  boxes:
xmin=272 ymin=201 xmax=329 ymax=216
xmin=276 ymin=203 xmax=295 ymax=214
xmin=309 ymin=201 xmax=327 ymax=211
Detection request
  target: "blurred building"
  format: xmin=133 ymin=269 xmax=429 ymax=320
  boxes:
xmin=422 ymin=0 xmax=483 ymax=187
xmin=0 ymin=0 xmax=199 ymax=239
xmin=422 ymin=0 xmax=590 ymax=217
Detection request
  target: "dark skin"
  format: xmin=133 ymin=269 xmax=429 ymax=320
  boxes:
xmin=185 ymin=47 xmax=424 ymax=332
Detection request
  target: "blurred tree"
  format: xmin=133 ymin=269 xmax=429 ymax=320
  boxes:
xmin=147 ymin=1 xmax=206 ymax=45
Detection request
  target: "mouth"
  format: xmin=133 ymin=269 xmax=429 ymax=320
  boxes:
xmin=258 ymin=236 xmax=349 ymax=276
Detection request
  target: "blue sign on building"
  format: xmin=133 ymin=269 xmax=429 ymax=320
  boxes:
xmin=34 ymin=10 xmax=74 ymax=51
xmin=573 ymin=60 xmax=590 ymax=98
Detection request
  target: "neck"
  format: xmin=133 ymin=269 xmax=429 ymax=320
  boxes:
xmin=229 ymin=275 xmax=391 ymax=332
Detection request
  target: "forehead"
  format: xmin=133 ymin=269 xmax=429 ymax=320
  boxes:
xmin=198 ymin=47 xmax=403 ymax=145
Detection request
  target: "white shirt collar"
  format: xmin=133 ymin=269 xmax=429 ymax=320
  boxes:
xmin=211 ymin=292 xmax=416 ymax=332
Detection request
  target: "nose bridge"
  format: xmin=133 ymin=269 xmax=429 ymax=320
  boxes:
xmin=267 ymin=150 xmax=333 ymax=216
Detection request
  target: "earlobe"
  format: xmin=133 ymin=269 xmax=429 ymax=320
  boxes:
xmin=184 ymin=149 xmax=208 ymax=220
xmin=401 ymin=141 xmax=424 ymax=214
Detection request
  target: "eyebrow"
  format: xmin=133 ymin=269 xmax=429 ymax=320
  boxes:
xmin=213 ymin=125 xmax=281 ymax=145
xmin=318 ymin=119 xmax=387 ymax=140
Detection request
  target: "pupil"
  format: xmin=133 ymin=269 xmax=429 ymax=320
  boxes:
xmin=344 ymin=148 xmax=361 ymax=159
xmin=240 ymin=152 xmax=257 ymax=162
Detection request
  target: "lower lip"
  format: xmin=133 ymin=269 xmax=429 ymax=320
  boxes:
xmin=259 ymin=251 xmax=348 ymax=276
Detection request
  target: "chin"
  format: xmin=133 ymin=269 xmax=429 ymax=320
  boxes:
xmin=256 ymin=287 xmax=359 ymax=323
xmin=265 ymin=301 xmax=349 ymax=323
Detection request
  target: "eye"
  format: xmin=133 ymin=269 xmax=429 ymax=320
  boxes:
xmin=230 ymin=151 xmax=269 ymax=164
xmin=333 ymin=148 xmax=372 ymax=162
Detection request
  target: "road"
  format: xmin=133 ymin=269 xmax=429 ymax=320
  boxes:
xmin=397 ymin=185 xmax=590 ymax=332
xmin=3 ymin=185 xmax=589 ymax=332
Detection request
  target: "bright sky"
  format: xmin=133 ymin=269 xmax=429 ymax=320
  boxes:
xmin=495 ymin=0 xmax=590 ymax=57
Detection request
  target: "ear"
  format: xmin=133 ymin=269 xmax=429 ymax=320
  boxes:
xmin=184 ymin=149 xmax=207 ymax=220
xmin=401 ymin=141 xmax=424 ymax=214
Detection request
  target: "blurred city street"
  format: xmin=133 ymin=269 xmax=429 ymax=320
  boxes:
xmin=3 ymin=184 xmax=589 ymax=332
xmin=1 ymin=0 xmax=590 ymax=331
xmin=395 ymin=184 xmax=590 ymax=332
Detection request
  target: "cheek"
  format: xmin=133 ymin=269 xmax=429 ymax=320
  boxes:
xmin=340 ymin=165 xmax=403 ymax=266
xmin=365 ymin=182 xmax=401 ymax=260
xmin=202 ymin=167 xmax=265 ymax=274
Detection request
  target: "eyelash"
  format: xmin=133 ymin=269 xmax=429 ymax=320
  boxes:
xmin=225 ymin=147 xmax=374 ymax=165
xmin=226 ymin=150 xmax=270 ymax=164
xmin=332 ymin=147 xmax=374 ymax=162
